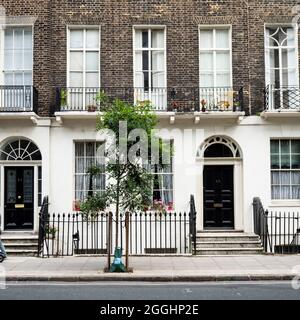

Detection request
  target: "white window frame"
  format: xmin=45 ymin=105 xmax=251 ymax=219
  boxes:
xmin=67 ymin=26 xmax=101 ymax=110
xmin=133 ymin=26 xmax=167 ymax=110
xmin=264 ymin=24 xmax=299 ymax=110
xmin=0 ymin=24 xmax=34 ymax=86
xmin=74 ymin=140 xmax=106 ymax=203
xmin=198 ymin=25 xmax=233 ymax=89
xmin=270 ymin=139 xmax=300 ymax=201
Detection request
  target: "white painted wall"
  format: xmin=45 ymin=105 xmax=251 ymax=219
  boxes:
xmin=1 ymin=115 xmax=300 ymax=233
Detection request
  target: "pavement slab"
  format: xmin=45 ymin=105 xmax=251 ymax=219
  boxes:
xmin=1 ymin=255 xmax=300 ymax=282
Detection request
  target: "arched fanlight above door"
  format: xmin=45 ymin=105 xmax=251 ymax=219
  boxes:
xmin=199 ymin=136 xmax=242 ymax=158
xmin=0 ymin=138 xmax=42 ymax=161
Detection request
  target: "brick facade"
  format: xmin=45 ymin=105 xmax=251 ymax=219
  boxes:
xmin=1 ymin=0 xmax=299 ymax=116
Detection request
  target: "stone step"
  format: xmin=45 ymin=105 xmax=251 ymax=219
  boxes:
xmin=5 ymin=249 xmax=37 ymax=257
xmin=196 ymin=235 xmax=260 ymax=242
xmin=2 ymin=243 xmax=38 ymax=251
xmin=1 ymin=236 xmax=38 ymax=243
xmin=196 ymin=241 xmax=263 ymax=249
xmin=195 ymin=248 xmax=264 ymax=255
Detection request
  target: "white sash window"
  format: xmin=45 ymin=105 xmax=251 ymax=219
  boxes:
xmin=199 ymin=27 xmax=233 ymax=110
xmin=67 ymin=28 xmax=100 ymax=110
xmin=265 ymin=26 xmax=299 ymax=110
xmin=134 ymin=28 xmax=166 ymax=110
xmin=271 ymin=140 xmax=300 ymax=200
xmin=1 ymin=27 xmax=33 ymax=110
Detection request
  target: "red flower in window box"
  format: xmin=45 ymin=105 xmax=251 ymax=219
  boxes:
xmin=73 ymin=200 xmax=81 ymax=212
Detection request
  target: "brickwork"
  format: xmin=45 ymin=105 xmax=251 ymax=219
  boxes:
xmin=0 ymin=0 xmax=299 ymax=116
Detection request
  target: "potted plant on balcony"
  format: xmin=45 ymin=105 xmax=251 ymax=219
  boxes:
xmin=201 ymin=99 xmax=207 ymax=112
xmin=60 ymin=89 xmax=68 ymax=109
xmin=87 ymin=105 xmax=97 ymax=112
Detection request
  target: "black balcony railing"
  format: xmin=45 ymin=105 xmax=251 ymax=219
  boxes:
xmin=265 ymin=85 xmax=300 ymax=111
xmin=0 ymin=85 xmax=38 ymax=113
xmin=54 ymin=87 xmax=244 ymax=113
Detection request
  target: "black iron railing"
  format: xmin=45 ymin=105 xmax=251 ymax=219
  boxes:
xmin=37 ymin=196 xmax=49 ymax=257
xmin=54 ymin=87 xmax=244 ymax=113
xmin=265 ymin=85 xmax=300 ymax=111
xmin=0 ymin=85 xmax=38 ymax=112
xmin=189 ymin=195 xmax=197 ymax=255
xmin=253 ymin=197 xmax=300 ymax=254
xmin=38 ymin=211 xmax=193 ymax=257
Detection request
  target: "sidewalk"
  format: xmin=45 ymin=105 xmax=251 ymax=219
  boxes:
xmin=2 ymin=255 xmax=300 ymax=282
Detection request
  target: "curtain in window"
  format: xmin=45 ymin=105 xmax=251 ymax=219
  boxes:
xmin=75 ymin=142 xmax=105 ymax=202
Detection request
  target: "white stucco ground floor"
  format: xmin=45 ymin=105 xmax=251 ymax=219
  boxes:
xmin=0 ymin=113 xmax=299 ymax=235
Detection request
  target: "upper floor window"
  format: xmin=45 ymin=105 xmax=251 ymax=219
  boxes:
xmin=133 ymin=27 xmax=166 ymax=110
xmin=199 ymin=27 xmax=233 ymax=111
xmin=265 ymin=26 xmax=299 ymax=110
xmin=271 ymin=139 xmax=300 ymax=200
xmin=67 ymin=28 xmax=100 ymax=110
xmin=3 ymin=26 xmax=33 ymax=86
xmin=199 ymin=27 xmax=232 ymax=88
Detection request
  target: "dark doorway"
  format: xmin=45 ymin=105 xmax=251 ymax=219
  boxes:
xmin=4 ymin=167 xmax=34 ymax=230
xmin=203 ymin=165 xmax=234 ymax=229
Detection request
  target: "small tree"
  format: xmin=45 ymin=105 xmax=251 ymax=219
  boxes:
xmin=95 ymin=96 xmax=159 ymax=249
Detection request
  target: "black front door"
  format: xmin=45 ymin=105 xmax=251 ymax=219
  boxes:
xmin=4 ymin=167 xmax=34 ymax=230
xmin=203 ymin=165 xmax=234 ymax=229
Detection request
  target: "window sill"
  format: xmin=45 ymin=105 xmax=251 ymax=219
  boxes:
xmin=269 ymin=200 xmax=300 ymax=208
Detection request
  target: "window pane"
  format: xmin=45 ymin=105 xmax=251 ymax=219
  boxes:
xmin=142 ymin=30 xmax=148 ymax=48
xmin=134 ymin=30 xmax=143 ymax=48
xmin=24 ymin=50 xmax=33 ymax=69
xmin=4 ymin=29 xmax=13 ymax=49
xmin=14 ymin=29 xmax=23 ymax=49
xmin=85 ymin=73 xmax=99 ymax=87
xmin=86 ymin=30 xmax=99 ymax=48
xmin=200 ymin=73 xmax=214 ymax=87
xmin=24 ymin=29 xmax=32 ymax=49
xmin=152 ymin=29 xmax=164 ymax=48
xmin=292 ymin=186 xmax=300 ymax=199
xmin=70 ymin=72 xmax=83 ymax=87
xmin=135 ymin=52 xmax=143 ymax=71
xmin=271 ymin=171 xmax=280 ymax=185
xmin=142 ymin=51 xmax=149 ymax=71
xmin=271 ymin=155 xmax=280 ymax=169
xmin=216 ymin=52 xmax=230 ymax=71
xmin=281 ymin=186 xmax=291 ymax=199
xmin=70 ymin=52 xmax=83 ymax=71
xmin=86 ymin=52 xmax=99 ymax=71
xmin=14 ymin=73 xmax=23 ymax=85
xmin=216 ymin=72 xmax=230 ymax=87
xmin=14 ymin=50 xmax=23 ymax=70
xmin=152 ymin=72 xmax=165 ymax=87
xmin=281 ymin=154 xmax=290 ymax=169
xmin=152 ymin=51 xmax=164 ymax=71
xmin=4 ymin=73 xmax=13 ymax=85
xmin=292 ymin=172 xmax=300 ymax=184
xmin=70 ymin=30 xmax=83 ymax=48
xmin=291 ymin=155 xmax=300 ymax=169
xmin=272 ymin=186 xmax=281 ymax=199
xmin=280 ymin=171 xmax=290 ymax=185
xmin=24 ymin=72 xmax=32 ymax=85
xmin=4 ymin=50 xmax=14 ymax=69
xmin=280 ymin=140 xmax=290 ymax=154
xmin=200 ymin=52 xmax=213 ymax=71
xmin=200 ymin=30 xmax=213 ymax=48
xmin=216 ymin=29 xmax=229 ymax=48
xmin=271 ymin=140 xmax=279 ymax=154
xmin=291 ymin=140 xmax=300 ymax=154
